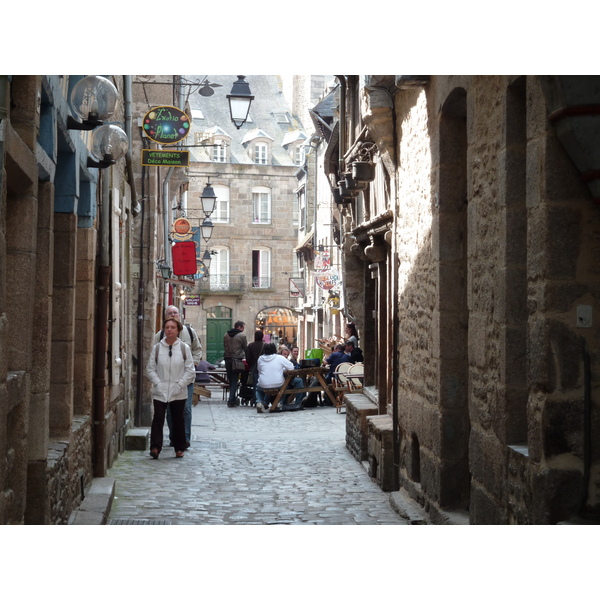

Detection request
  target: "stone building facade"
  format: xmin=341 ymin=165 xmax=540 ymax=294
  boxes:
xmin=0 ymin=76 xmax=137 ymax=523
xmin=334 ymin=75 xmax=600 ymax=524
xmin=181 ymin=76 xmax=304 ymax=360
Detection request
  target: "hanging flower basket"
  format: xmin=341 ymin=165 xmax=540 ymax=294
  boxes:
xmin=338 ymin=180 xmax=357 ymax=200
xmin=344 ymin=173 xmax=368 ymax=191
xmin=352 ymin=160 xmax=376 ymax=182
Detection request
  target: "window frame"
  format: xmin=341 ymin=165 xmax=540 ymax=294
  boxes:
xmin=252 ymin=248 xmax=271 ymax=288
xmin=252 ymin=186 xmax=271 ymax=224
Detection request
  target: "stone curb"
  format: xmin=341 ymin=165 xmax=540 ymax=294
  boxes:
xmin=389 ymin=488 xmax=429 ymax=524
xmin=69 ymin=477 xmax=115 ymax=525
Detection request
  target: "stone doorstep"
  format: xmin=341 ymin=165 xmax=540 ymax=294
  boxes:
xmin=125 ymin=428 xmax=150 ymax=451
xmin=69 ymin=477 xmax=115 ymax=525
xmin=389 ymin=488 xmax=429 ymax=525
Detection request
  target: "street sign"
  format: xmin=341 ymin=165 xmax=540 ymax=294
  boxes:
xmin=141 ymin=149 xmax=189 ymax=167
xmin=289 ymin=278 xmax=304 ymax=297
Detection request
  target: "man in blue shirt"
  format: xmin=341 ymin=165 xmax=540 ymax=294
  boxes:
xmin=324 ymin=344 xmax=352 ymax=384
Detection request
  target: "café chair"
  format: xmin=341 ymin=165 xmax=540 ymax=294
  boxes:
xmin=331 ymin=362 xmax=353 ymax=413
xmin=347 ymin=363 xmax=364 ymax=392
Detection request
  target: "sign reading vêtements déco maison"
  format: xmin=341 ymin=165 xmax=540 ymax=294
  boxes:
xmin=141 ymin=149 xmax=190 ymax=167
xmin=142 ymin=106 xmax=191 ymax=145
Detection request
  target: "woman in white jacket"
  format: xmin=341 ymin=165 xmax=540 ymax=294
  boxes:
xmin=146 ymin=318 xmax=196 ymax=458
xmin=255 ymin=342 xmax=298 ymax=413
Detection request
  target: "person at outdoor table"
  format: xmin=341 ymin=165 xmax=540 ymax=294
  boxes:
xmin=345 ymin=322 xmax=359 ymax=347
xmin=255 ymin=343 xmax=303 ymax=413
xmin=195 ymin=358 xmax=216 ymax=383
xmin=324 ymin=343 xmax=352 ymax=384
xmin=345 ymin=340 xmax=364 ymax=364
xmin=277 ymin=346 xmax=305 ymax=407
xmin=290 ymin=345 xmax=302 ymax=369
xmin=147 ymin=318 xmax=196 ymax=459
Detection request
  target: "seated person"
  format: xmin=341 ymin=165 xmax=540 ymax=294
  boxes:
xmin=279 ymin=345 xmax=306 ymax=406
xmin=195 ymin=359 xmax=216 ymax=383
xmin=324 ymin=344 xmax=352 ymax=384
xmin=255 ymin=343 xmax=303 ymax=412
xmin=290 ymin=345 xmax=302 ymax=369
xmin=345 ymin=340 xmax=364 ymax=364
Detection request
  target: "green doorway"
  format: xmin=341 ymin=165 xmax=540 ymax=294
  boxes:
xmin=205 ymin=305 xmax=232 ymax=364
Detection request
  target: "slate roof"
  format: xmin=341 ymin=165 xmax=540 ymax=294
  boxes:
xmin=183 ymin=75 xmax=306 ymax=167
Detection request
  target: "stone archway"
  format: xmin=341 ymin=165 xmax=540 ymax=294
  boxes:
xmin=255 ymin=306 xmax=297 ymax=347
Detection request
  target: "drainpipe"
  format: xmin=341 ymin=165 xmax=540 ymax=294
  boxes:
xmin=163 ymin=167 xmax=174 ymax=296
xmin=335 ymin=76 xmax=349 ymax=322
xmin=93 ymin=172 xmax=111 ymax=477
xmin=123 ymin=76 xmax=140 ymax=217
xmin=578 ymin=338 xmax=592 ymax=516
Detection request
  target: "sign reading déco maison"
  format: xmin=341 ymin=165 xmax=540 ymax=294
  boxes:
xmin=143 ymin=106 xmax=191 ymax=145
xmin=141 ymin=149 xmax=189 ymax=167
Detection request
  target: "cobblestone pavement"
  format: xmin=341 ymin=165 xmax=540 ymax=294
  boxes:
xmin=107 ymin=395 xmax=408 ymax=525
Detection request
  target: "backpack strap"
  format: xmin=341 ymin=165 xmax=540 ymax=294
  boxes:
xmin=155 ymin=342 xmax=187 ymax=361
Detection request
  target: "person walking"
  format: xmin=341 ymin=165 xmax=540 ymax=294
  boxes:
xmin=146 ymin=318 xmax=196 ymax=459
xmin=154 ymin=305 xmax=203 ymax=448
xmin=246 ymin=329 xmax=265 ymax=404
xmin=223 ymin=320 xmax=248 ymax=407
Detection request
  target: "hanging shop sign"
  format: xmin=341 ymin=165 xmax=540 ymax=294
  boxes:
xmin=193 ymin=260 xmax=208 ymax=280
xmin=141 ymin=149 xmax=189 ymax=167
xmin=314 ymin=250 xmax=331 ymax=271
xmin=184 ymin=295 xmax=202 ymax=306
xmin=289 ymin=278 xmax=305 ymax=298
xmin=315 ymin=268 xmax=340 ymax=291
xmin=142 ymin=106 xmax=191 ymax=145
xmin=171 ymin=241 xmax=197 ymax=276
xmin=171 ymin=218 xmax=193 ymax=241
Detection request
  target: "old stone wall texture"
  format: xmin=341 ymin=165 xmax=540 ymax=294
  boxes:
xmin=391 ymin=75 xmax=600 ymax=523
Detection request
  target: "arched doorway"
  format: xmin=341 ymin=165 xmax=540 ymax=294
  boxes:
xmin=255 ymin=306 xmax=297 ymax=347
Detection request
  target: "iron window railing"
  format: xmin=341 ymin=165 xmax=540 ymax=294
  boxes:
xmin=200 ymin=274 xmax=246 ymax=292
xmin=252 ymin=276 xmax=271 ymax=289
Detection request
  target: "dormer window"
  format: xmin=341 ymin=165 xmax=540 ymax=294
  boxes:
xmin=242 ymin=129 xmax=274 ymax=166
xmin=254 ymin=142 xmax=268 ymax=164
xmin=212 ymin=139 xmax=227 ymax=162
xmin=281 ymin=130 xmax=307 ymax=165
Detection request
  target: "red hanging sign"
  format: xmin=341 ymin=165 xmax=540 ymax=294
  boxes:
xmin=171 ymin=241 xmax=197 ymax=276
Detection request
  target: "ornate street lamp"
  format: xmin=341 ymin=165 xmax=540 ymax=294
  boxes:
xmin=201 ymin=181 xmax=217 ymax=217
xmin=201 ymin=217 xmax=214 ymax=242
xmin=157 ymin=260 xmax=172 ymax=280
xmin=227 ymin=75 xmax=254 ymax=130
xmin=202 ymin=249 xmax=213 ymax=270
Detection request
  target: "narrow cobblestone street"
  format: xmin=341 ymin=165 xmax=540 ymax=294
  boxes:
xmin=107 ymin=395 xmax=408 ymax=525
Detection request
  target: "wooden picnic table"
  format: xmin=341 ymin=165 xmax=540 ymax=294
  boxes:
xmin=267 ymin=366 xmax=336 ymax=412
xmin=194 ymin=368 xmax=229 ymax=401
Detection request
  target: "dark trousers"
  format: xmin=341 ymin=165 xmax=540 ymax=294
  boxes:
xmin=224 ymin=357 xmax=248 ymax=404
xmin=151 ymin=399 xmax=186 ymax=453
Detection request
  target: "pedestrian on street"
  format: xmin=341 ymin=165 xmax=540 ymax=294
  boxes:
xmin=154 ymin=305 xmax=203 ymax=448
xmin=147 ymin=318 xmax=196 ymax=459
xmin=223 ymin=320 xmax=248 ymax=407
xmin=246 ymin=329 xmax=265 ymax=403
